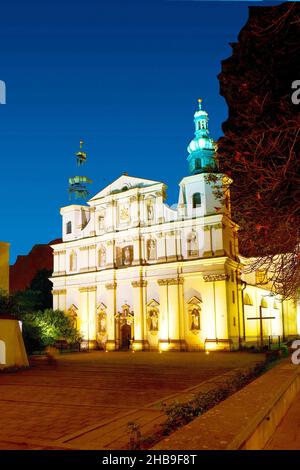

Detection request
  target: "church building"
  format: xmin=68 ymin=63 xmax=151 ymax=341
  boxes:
xmin=51 ymin=101 xmax=299 ymax=351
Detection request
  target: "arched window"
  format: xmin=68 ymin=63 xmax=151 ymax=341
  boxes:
xmin=261 ymin=298 xmax=268 ymax=308
xmin=244 ymin=293 xmax=253 ymax=306
xmin=66 ymin=221 xmax=72 ymax=234
xmin=195 ymin=159 xmax=202 ymax=170
xmin=70 ymin=251 xmax=77 ymax=272
xmin=192 ymin=192 xmax=201 ymax=209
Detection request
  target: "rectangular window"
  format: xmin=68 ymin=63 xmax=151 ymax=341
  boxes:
xmin=232 ymin=291 xmax=235 ymax=304
xmin=66 ymin=221 xmax=72 ymax=234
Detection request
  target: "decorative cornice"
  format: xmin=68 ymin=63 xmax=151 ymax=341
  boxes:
xmin=52 ymin=289 xmax=66 ymax=295
xmin=157 ymin=278 xmax=184 ymax=286
xmin=80 ymin=244 xmax=96 ymax=251
xmin=213 ymin=223 xmax=223 ymax=230
xmin=52 ymin=271 xmax=66 ymax=277
xmin=131 ymin=280 xmax=148 ymax=288
xmin=105 ymin=282 xmax=117 ymax=290
xmin=203 ymin=274 xmax=229 ymax=282
xmin=79 ymin=286 xmax=97 ymax=293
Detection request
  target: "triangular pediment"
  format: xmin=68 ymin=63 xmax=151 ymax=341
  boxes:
xmin=89 ymin=174 xmax=163 ymax=201
xmin=187 ymin=296 xmax=202 ymax=305
xmin=97 ymin=302 xmax=107 ymax=312
xmin=147 ymin=299 xmax=160 ymax=308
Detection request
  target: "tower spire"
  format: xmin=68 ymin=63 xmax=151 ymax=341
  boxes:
xmin=68 ymin=140 xmax=92 ymax=200
xmin=187 ymin=99 xmax=217 ymax=175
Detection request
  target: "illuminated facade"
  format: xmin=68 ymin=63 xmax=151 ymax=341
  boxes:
xmin=0 ymin=242 xmax=9 ymax=293
xmin=51 ymin=101 xmax=299 ymax=350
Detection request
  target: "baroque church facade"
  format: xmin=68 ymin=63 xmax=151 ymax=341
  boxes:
xmin=51 ymin=101 xmax=299 ymax=351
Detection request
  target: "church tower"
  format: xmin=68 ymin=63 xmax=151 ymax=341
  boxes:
xmin=178 ymin=99 xmax=220 ymax=219
xmin=187 ymin=98 xmax=217 ymax=175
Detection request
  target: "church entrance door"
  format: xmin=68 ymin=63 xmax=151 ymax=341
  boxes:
xmin=120 ymin=323 xmax=131 ymax=350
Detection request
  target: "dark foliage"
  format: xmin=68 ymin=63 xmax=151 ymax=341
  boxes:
xmin=217 ymin=2 xmax=300 ymax=298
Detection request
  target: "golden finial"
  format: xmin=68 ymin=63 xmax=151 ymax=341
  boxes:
xmin=198 ymin=98 xmax=202 ymax=103
xmin=79 ymin=140 xmax=84 ymax=149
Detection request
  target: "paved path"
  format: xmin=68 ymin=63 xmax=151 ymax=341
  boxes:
xmin=0 ymin=351 xmax=264 ymax=450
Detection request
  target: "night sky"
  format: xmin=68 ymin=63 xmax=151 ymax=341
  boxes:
xmin=0 ymin=0 xmax=280 ymax=263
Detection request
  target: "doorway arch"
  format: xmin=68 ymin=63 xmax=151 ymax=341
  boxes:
xmin=121 ymin=323 xmax=132 ymax=350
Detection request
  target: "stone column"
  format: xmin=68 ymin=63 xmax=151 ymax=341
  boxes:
xmin=132 ymin=236 xmax=141 ymax=266
xmin=52 ymin=289 xmax=66 ymax=312
xmin=78 ymin=286 xmax=97 ymax=349
xmin=131 ymin=280 xmax=149 ymax=351
xmin=89 ymin=207 xmax=96 ymax=237
xmin=167 ymin=279 xmax=186 ymax=350
xmin=212 ymin=223 xmax=225 ymax=256
xmin=80 ymin=246 xmax=89 ymax=271
xmin=203 ymin=225 xmax=213 ymax=257
xmin=156 ymin=191 xmax=164 ymax=223
xmin=175 ymin=229 xmax=183 ymax=261
xmin=130 ymin=195 xmax=139 ymax=226
xmin=203 ymin=274 xmax=231 ymax=350
xmin=105 ymin=282 xmax=117 ymax=350
xmin=157 ymin=279 xmax=169 ymax=350
xmin=106 ymin=240 xmax=115 ymax=269
xmin=53 ymin=252 xmax=59 ymax=275
xmin=106 ymin=201 xmax=114 ymax=232
xmin=166 ymin=231 xmax=177 ymax=262
xmin=157 ymin=232 xmax=167 ymax=262
xmin=59 ymin=251 xmax=66 ymax=274
xmin=88 ymin=244 xmax=97 ymax=271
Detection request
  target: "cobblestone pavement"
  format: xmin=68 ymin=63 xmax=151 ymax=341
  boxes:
xmin=0 ymin=351 xmax=264 ymax=450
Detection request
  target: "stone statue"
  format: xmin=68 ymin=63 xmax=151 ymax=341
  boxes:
xmin=147 ymin=204 xmax=154 ymax=221
xmin=147 ymin=239 xmax=156 ymax=260
xmin=191 ymin=308 xmax=200 ymax=330
xmin=188 ymin=230 xmax=198 ymax=256
xmin=149 ymin=310 xmax=159 ymax=331
xmin=98 ymin=313 xmax=106 ymax=333
xmin=123 ymin=245 xmax=132 ymax=266
xmin=99 ymin=245 xmax=106 ymax=267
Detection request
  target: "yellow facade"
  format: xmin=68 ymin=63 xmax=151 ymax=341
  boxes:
xmin=0 ymin=242 xmax=9 ymax=293
xmin=0 ymin=318 xmax=29 ymax=369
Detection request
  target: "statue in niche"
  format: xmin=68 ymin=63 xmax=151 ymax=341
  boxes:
xmin=187 ymin=230 xmax=198 ymax=256
xmin=123 ymin=245 xmax=133 ymax=266
xmin=191 ymin=308 xmax=200 ymax=331
xmin=98 ymin=245 xmax=106 ymax=268
xmin=120 ymin=205 xmax=130 ymax=222
xmin=149 ymin=310 xmax=159 ymax=331
xmin=147 ymin=203 xmax=154 ymax=222
xmin=98 ymin=313 xmax=107 ymax=333
xmin=147 ymin=239 xmax=157 ymax=260
xmin=98 ymin=213 xmax=105 ymax=230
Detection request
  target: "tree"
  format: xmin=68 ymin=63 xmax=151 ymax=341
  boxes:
xmin=217 ymin=2 xmax=300 ymax=298
xmin=21 ymin=309 xmax=81 ymax=351
xmin=29 ymin=269 xmax=53 ymax=310
xmin=0 ymin=290 xmax=80 ymax=353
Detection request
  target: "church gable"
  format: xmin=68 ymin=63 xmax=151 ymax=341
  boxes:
xmin=89 ymin=174 xmax=163 ymax=202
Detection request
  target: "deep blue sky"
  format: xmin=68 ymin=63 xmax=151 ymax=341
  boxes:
xmin=0 ymin=0 xmax=280 ymax=263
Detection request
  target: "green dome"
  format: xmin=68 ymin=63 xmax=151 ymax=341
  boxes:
xmin=187 ymin=99 xmax=217 ymax=175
